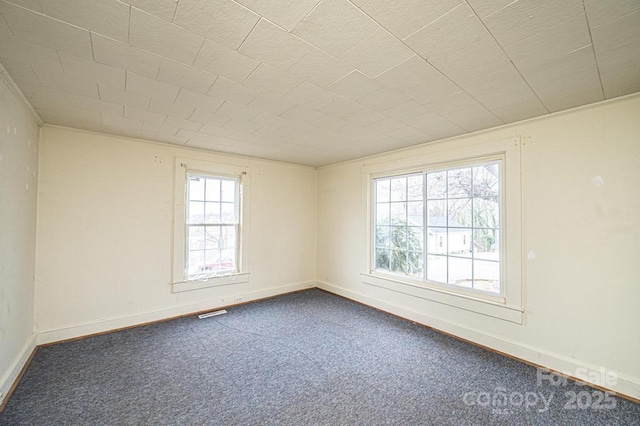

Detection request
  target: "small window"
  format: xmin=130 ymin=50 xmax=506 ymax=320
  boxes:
xmin=373 ymin=160 xmax=502 ymax=295
xmin=186 ymin=174 xmax=239 ymax=280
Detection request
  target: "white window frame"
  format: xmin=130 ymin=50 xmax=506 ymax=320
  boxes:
xmin=361 ymin=137 xmax=523 ymax=324
xmin=172 ymin=158 xmax=251 ymax=293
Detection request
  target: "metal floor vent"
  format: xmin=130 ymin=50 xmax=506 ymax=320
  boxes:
xmin=198 ymin=310 xmax=227 ymax=319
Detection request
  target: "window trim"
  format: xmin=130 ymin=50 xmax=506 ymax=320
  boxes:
xmin=172 ymin=158 xmax=251 ymax=293
xmin=361 ymin=137 xmax=523 ymax=324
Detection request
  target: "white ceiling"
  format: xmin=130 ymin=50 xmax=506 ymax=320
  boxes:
xmin=0 ymin=0 xmax=638 ymax=167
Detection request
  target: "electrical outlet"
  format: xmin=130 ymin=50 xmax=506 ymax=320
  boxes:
xmin=235 ymin=297 xmax=242 ymax=303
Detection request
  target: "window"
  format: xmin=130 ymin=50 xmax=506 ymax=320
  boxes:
xmin=362 ymin=137 xmax=523 ymax=323
xmin=173 ymin=158 xmax=250 ymax=293
xmin=373 ymin=161 xmax=502 ymax=295
xmin=186 ymin=174 xmax=239 ymax=280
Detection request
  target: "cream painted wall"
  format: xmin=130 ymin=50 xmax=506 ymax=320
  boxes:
xmin=317 ymin=95 xmax=640 ymax=397
xmin=0 ymin=73 xmax=39 ymax=402
xmin=35 ymin=126 xmax=316 ymax=339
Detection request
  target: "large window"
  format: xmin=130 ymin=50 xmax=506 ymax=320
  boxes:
xmin=373 ymin=160 xmax=502 ymax=295
xmin=172 ymin=158 xmax=250 ymax=293
xmin=186 ymin=174 xmax=239 ymax=280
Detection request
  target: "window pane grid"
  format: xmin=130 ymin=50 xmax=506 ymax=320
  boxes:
xmin=374 ymin=160 xmax=501 ymax=295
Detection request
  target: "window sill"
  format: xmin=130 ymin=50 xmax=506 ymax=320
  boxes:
xmin=172 ymin=272 xmax=250 ymax=293
xmin=361 ymin=272 xmax=523 ymax=324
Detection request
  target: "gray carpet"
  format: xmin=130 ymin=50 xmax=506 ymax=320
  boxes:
xmin=0 ymin=289 xmax=638 ymax=425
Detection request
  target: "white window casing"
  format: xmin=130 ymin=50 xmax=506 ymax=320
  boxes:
xmin=172 ymin=158 xmax=251 ymax=293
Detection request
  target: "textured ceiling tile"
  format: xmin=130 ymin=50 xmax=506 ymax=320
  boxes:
xmin=157 ymin=58 xmax=218 ymax=93
xmin=199 ymin=124 xmax=234 ymax=138
xmin=361 ymin=0 xmax=460 ymax=40
xmin=382 ymin=100 xmax=431 ymax=121
xmin=484 ymin=0 xmax=584 ymax=44
xmin=339 ymin=28 xmax=414 ymax=77
xmin=32 ymin=66 xmax=100 ymax=98
xmin=358 ymin=87 xmax=411 ymax=111
xmin=73 ymin=94 xmax=124 ymax=116
xmin=316 ymin=97 xmax=364 ymax=118
xmin=365 ymin=117 xmax=405 ymax=133
xmin=23 ymin=85 xmax=75 ymax=108
xmin=375 ymin=55 xmax=443 ymax=92
xmin=40 ymin=0 xmax=130 ymax=43
xmin=234 ymin=0 xmax=319 ymax=31
xmin=403 ymin=77 xmax=461 ymax=105
xmin=148 ymin=98 xmax=196 ymax=119
xmin=283 ymin=81 xmax=337 ymax=108
xmin=280 ymin=105 xmax=327 ymax=124
xmin=430 ymin=37 xmax=510 ymax=84
xmin=251 ymin=112 xmax=291 ymax=129
xmin=344 ymin=107 xmax=387 ymax=126
xmin=465 ymin=0 xmax=515 ymax=19
xmin=583 ymin=0 xmax=640 ymax=27
xmin=519 ymin=46 xmax=598 ymax=88
xmin=92 ymin=34 xmax=161 ymax=79
xmin=292 ymin=0 xmax=378 ymax=57
xmin=287 ymin=48 xmax=353 ymax=87
xmin=0 ymin=1 xmax=92 ymax=58
xmin=243 ymin=63 xmax=301 ymax=95
xmin=591 ymin=9 xmax=640 ymax=54
xmin=443 ymin=103 xmax=503 ymax=132
xmin=223 ymin=117 xmax=262 ymax=133
xmin=532 ymin=69 xmax=602 ymax=100
xmin=4 ymin=0 xmax=41 ymax=12
xmin=0 ymin=57 xmax=40 ymax=84
xmin=98 ymin=85 xmax=151 ymax=110
xmin=239 ymin=19 xmax=312 ymax=71
xmin=129 ymin=7 xmax=204 ymax=65
xmin=126 ymin=72 xmax=181 ymax=102
xmin=189 ymin=108 xmax=231 ymax=127
xmin=122 ymin=0 xmax=177 ymax=22
xmin=215 ymin=101 xmax=262 ymax=121
xmin=164 ymin=116 xmax=203 ymax=132
xmin=174 ymin=0 xmax=259 ymax=50
xmin=248 ymin=91 xmax=296 ymax=115
xmin=475 ymin=81 xmax=542 ymax=110
xmin=175 ymin=88 xmax=224 ymax=112
xmin=125 ymin=105 xmax=167 ymax=126
xmin=176 ymin=128 xmax=209 ymax=142
xmin=600 ymin=65 xmax=640 ymax=99
xmin=59 ymin=51 xmax=126 ymax=90
xmin=503 ymin=15 xmax=592 ymax=70
xmin=326 ymin=70 xmax=382 ymax=99
xmin=455 ymin=64 xmax=528 ymax=98
xmin=488 ymin=97 xmax=548 ymax=123
xmin=424 ymin=91 xmax=478 ymax=115
xmin=193 ymin=39 xmax=259 ymax=83
xmin=539 ymin=86 xmax=604 ymax=112
xmin=309 ymin=114 xmax=349 ymax=130
xmin=101 ymin=113 xmax=143 ymax=130
xmin=0 ymin=36 xmax=63 ymax=71
xmin=404 ymin=3 xmax=489 ymax=63
xmin=207 ymin=76 xmax=260 ymax=105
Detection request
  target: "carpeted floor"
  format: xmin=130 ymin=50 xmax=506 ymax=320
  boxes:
xmin=0 ymin=289 xmax=638 ymax=425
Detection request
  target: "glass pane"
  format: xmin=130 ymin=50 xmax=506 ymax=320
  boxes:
xmin=448 ymin=198 xmax=472 ymax=227
xmin=203 ymin=250 xmax=221 ymax=272
xmin=427 ymin=227 xmax=447 ymax=254
xmin=204 ymin=226 xmax=220 ymax=249
xmin=187 ymin=250 xmax=204 ymax=275
xmin=221 ymin=202 xmax=237 ymax=223
xmin=205 ymin=178 xmax=221 ymax=202
xmin=407 ymin=252 xmax=423 ymax=278
xmin=188 ymin=226 xmax=205 ymax=251
xmin=473 ymin=163 xmax=500 ymax=198
xmin=426 ymin=200 xmax=446 ymax=226
xmin=220 ymin=249 xmax=236 ymax=270
xmin=473 ymin=197 xmax=500 ymax=228
xmin=390 ymin=249 xmax=407 ymax=273
xmin=427 ymin=171 xmax=446 ymax=199
xmin=188 ymin=176 xmax=205 ymax=201
xmin=390 ymin=177 xmax=407 ymax=201
xmin=408 ymin=226 xmax=424 ymax=253
xmin=188 ymin=201 xmax=205 ymax=224
xmin=447 ymin=168 xmax=471 ymax=198
xmin=390 ymin=202 xmax=406 ymax=224
xmin=473 ymin=259 xmax=500 ymax=293
xmin=375 ymin=226 xmax=390 ymax=249
xmin=473 ymin=229 xmax=499 ymax=261
xmin=375 ymin=248 xmax=390 ymax=270
xmin=204 ymin=202 xmax=220 ymax=224
xmin=389 ymin=226 xmax=407 ymax=250
xmin=407 ymin=201 xmax=423 ymax=226
xmin=376 ymin=203 xmax=390 ymax=225
xmin=448 ymin=229 xmax=472 ymax=257
xmin=448 ymin=257 xmax=472 ymax=287
xmin=376 ymin=179 xmax=390 ymax=203
xmin=220 ymin=226 xmax=236 ymax=249
xmin=221 ymin=179 xmax=236 ymax=202
xmin=427 ymin=254 xmax=447 ymax=283
xmin=407 ymin=175 xmax=424 ymax=200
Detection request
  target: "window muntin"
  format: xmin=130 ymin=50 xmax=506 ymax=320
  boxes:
xmin=373 ymin=160 xmax=502 ymax=295
xmin=186 ymin=174 xmax=239 ymax=280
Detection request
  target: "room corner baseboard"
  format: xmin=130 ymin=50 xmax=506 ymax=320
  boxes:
xmin=36 ymin=281 xmax=315 ymax=346
xmin=0 ymin=333 xmax=37 ymax=412
xmin=316 ymin=280 xmax=640 ymax=401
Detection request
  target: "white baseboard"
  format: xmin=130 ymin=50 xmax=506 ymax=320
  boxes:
xmin=37 ymin=281 xmax=315 ymax=345
xmin=317 ymin=280 xmax=640 ymax=400
xmin=0 ymin=333 xmax=36 ymax=408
